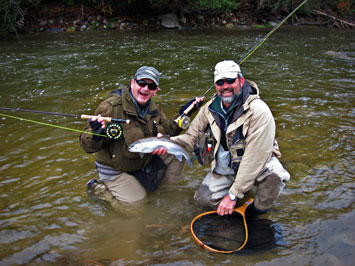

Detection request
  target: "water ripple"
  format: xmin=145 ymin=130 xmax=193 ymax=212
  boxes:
xmin=0 ymin=28 xmax=354 ymax=265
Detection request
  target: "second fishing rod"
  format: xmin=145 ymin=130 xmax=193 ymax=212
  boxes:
xmin=175 ymin=0 xmax=308 ymax=129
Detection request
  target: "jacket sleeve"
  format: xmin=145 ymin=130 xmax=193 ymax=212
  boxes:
xmin=229 ymin=99 xmax=276 ymax=199
xmin=79 ymin=100 xmax=113 ymax=153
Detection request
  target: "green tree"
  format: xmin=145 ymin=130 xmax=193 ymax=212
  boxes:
xmin=0 ymin=0 xmax=40 ymax=33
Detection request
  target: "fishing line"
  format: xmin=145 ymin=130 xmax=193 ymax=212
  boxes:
xmin=199 ymin=0 xmax=308 ymax=98
xmin=0 ymin=112 xmax=107 ymax=138
xmin=237 ymin=0 xmax=308 ymax=65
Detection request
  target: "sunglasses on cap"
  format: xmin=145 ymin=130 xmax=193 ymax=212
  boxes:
xmin=215 ymin=78 xmax=236 ymax=86
xmin=135 ymin=79 xmax=158 ymax=91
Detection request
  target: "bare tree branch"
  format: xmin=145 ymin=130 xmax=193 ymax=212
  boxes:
xmin=314 ymin=9 xmax=355 ymax=29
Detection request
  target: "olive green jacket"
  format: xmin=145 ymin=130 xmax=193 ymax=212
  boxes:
xmin=172 ymin=80 xmax=281 ymax=199
xmin=80 ymin=88 xmax=181 ymax=172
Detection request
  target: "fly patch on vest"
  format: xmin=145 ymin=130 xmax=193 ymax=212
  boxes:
xmin=193 ymin=125 xmax=216 ymax=166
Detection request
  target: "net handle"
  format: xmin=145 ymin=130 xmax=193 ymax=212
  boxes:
xmin=234 ymin=198 xmax=254 ymax=252
xmin=235 ymin=197 xmax=254 ymax=215
xmin=190 ymin=197 xmax=254 ymax=254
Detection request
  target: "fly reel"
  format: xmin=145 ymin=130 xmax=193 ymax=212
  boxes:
xmin=176 ymin=115 xmax=191 ymax=130
xmin=105 ymin=123 xmax=123 ymax=140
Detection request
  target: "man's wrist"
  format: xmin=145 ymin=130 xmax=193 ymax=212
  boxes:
xmin=228 ymin=191 xmax=237 ymax=201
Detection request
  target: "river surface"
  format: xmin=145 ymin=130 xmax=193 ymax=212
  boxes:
xmin=0 ymin=27 xmax=354 ymax=266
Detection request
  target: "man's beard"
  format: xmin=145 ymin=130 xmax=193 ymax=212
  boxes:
xmin=219 ymin=88 xmax=236 ymax=104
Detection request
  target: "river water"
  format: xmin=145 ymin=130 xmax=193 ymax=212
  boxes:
xmin=0 ymin=27 xmax=354 ymax=266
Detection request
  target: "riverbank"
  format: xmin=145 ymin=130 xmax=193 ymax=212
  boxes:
xmin=16 ymin=2 xmax=353 ymax=34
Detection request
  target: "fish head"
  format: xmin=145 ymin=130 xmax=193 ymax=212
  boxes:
xmin=128 ymin=141 xmax=144 ymax=152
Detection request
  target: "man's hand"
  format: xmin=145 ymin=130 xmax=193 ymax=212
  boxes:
xmin=179 ymin=96 xmax=205 ymax=117
xmin=217 ymin=194 xmax=237 ymax=216
xmin=89 ymin=114 xmax=106 ymax=141
xmin=194 ymin=96 xmax=205 ymax=105
xmin=152 ymin=133 xmax=167 ymax=155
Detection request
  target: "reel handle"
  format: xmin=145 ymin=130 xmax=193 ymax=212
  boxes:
xmin=81 ymin=114 xmax=130 ymax=125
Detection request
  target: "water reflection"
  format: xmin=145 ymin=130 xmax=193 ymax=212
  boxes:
xmin=0 ymin=28 xmax=354 ymax=265
xmin=243 ymin=216 xmax=283 ymax=253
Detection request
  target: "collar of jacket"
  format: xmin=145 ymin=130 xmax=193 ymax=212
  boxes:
xmin=121 ymin=88 xmax=159 ymax=120
xmin=210 ymin=81 xmax=256 ymax=114
xmin=129 ymin=89 xmax=152 ymax=119
xmin=209 ymin=87 xmax=243 ymax=119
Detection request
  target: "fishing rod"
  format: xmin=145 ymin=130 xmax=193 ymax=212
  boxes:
xmin=174 ymin=84 xmax=214 ymax=129
xmin=0 ymin=107 xmax=131 ymax=125
xmin=0 ymin=107 xmax=130 ymax=140
xmin=0 ymin=112 xmax=107 ymax=138
xmin=175 ymin=0 xmax=308 ymax=129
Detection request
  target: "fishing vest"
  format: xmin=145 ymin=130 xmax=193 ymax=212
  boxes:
xmin=193 ymin=82 xmax=257 ymax=172
xmin=229 ymin=125 xmax=245 ymax=172
xmin=193 ymin=123 xmax=245 ymax=173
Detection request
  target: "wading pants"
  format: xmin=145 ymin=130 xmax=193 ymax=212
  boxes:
xmin=92 ymin=154 xmax=185 ymax=214
xmin=194 ymin=157 xmax=290 ymax=211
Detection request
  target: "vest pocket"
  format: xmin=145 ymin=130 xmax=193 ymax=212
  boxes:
xmin=229 ymin=138 xmax=246 ymax=171
xmin=193 ymin=125 xmax=215 ymax=166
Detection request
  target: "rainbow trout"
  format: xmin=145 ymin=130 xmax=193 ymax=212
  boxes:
xmin=128 ymin=137 xmax=194 ymax=168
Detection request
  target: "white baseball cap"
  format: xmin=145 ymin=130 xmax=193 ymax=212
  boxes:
xmin=214 ymin=60 xmax=241 ymax=82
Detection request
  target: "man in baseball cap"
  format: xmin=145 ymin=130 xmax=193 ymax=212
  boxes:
xmin=80 ymin=65 xmax=203 ymax=214
xmin=171 ymin=59 xmax=290 ymax=217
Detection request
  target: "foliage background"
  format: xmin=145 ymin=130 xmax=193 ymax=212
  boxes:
xmin=0 ymin=0 xmax=354 ymax=33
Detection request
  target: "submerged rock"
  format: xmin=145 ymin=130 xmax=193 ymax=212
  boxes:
xmin=324 ymin=50 xmax=353 ymax=60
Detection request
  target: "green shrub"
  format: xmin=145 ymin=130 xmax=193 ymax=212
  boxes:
xmin=187 ymin=0 xmax=240 ymax=11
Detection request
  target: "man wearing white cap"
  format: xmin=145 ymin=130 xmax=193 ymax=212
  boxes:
xmin=171 ymin=60 xmax=290 ymax=215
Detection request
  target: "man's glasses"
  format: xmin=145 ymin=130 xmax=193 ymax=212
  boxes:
xmin=135 ymin=79 xmax=158 ymax=91
xmin=216 ymin=78 xmax=236 ymax=86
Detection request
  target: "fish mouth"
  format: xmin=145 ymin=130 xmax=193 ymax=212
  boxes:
xmin=128 ymin=144 xmax=135 ymax=151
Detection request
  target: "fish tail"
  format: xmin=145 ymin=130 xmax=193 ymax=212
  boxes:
xmin=186 ymin=159 xmax=193 ymax=168
xmin=186 ymin=155 xmax=195 ymax=168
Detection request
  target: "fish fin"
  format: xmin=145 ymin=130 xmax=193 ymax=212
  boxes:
xmin=186 ymin=157 xmax=194 ymax=168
